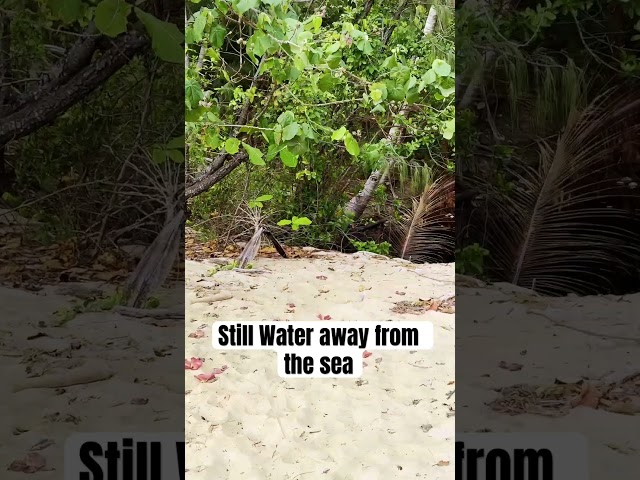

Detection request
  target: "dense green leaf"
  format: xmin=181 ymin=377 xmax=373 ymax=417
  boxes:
xmin=49 ymin=0 xmax=82 ymax=23
xmin=331 ymin=126 xmax=347 ymax=141
xmin=432 ymin=59 xmax=451 ymax=77
xmin=135 ymin=8 xmax=185 ymax=63
xmin=242 ymin=142 xmax=266 ymax=165
xmin=225 ymin=138 xmax=241 ymax=154
xmin=280 ymin=148 xmax=299 ymax=167
xmin=235 ymin=0 xmax=260 ymax=15
xmin=344 ymin=133 xmax=360 ymax=156
xmin=95 ymin=0 xmax=131 ymax=37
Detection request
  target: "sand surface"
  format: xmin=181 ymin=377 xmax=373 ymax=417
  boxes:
xmin=457 ymin=279 xmax=640 ymax=479
xmin=185 ymin=252 xmax=455 ymax=479
xmin=0 ymin=283 xmax=184 ymax=478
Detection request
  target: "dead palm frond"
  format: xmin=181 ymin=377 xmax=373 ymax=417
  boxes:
xmin=388 ymin=174 xmax=454 ymax=263
xmin=481 ymin=88 xmax=640 ymax=295
xmin=235 ymin=204 xmax=287 ymax=268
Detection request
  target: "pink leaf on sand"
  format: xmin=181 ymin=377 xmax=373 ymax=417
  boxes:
xmin=288 ymin=303 xmax=296 ymax=308
xmin=8 ymin=453 xmax=47 ymax=473
xmin=316 ymin=275 xmax=327 ymax=280
xmin=363 ymin=361 xmax=368 ymax=367
xmin=194 ymin=365 xmax=227 ymax=382
xmin=317 ymin=314 xmax=332 ymax=320
xmin=188 ymin=330 xmax=205 ymax=339
xmin=363 ymin=350 xmax=372 ymax=358
xmin=185 ymin=357 xmax=204 ymax=370
xmin=194 ymin=373 xmax=217 ymax=383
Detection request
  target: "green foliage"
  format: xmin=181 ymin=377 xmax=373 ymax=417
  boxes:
xmin=186 ymin=0 xmax=455 ymax=248
xmin=455 ymin=244 xmax=490 ymax=277
xmin=207 ymin=261 xmax=253 ymax=275
xmin=277 ymin=216 xmax=313 ymax=231
xmin=54 ymin=290 xmax=127 ymax=325
xmin=352 ymin=240 xmax=391 ymax=256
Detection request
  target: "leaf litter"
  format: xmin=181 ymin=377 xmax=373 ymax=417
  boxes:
xmin=488 ymin=372 xmax=640 ymax=416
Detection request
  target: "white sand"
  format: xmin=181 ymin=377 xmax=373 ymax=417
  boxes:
xmin=0 ymin=284 xmax=184 ymax=478
xmin=185 ymin=252 xmax=455 ymax=479
xmin=457 ymin=280 xmax=640 ymax=479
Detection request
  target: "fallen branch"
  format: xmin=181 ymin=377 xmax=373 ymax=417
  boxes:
xmin=190 ymin=293 xmax=233 ymax=304
xmin=529 ymin=310 xmax=640 ymax=344
xmin=113 ymin=306 xmax=184 ymax=320
xmin=12 ymin=362 xmax=113 ymax=392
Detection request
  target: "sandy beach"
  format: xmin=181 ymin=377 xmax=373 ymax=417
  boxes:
xmin=185 ymin=252 xmax=455 ymax=479
xmin=0 ymin=282 xmax=184 ymax=478
xmin=457 ymin=279 xmax=640 ymax=479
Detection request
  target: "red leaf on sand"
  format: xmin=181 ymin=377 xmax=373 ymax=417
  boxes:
xmin=317 ymin=314 xmax=332 ymax=320
xmin=185 ymin=357 xmax=204 ymax=370
xmin=194 ymin=373 xmax=217 ymax=383
xmin=194 ymin=365 xmax=228 ymax=382
xmin=188 ymin=330 xmax=205 ymax=339
xmin=363 ymin=351 xmax=372 ymax=358
xmin=288 ymin=303 xmax=296 ymax=308
xmin=8 ymin=453 xmax=47 ymax=473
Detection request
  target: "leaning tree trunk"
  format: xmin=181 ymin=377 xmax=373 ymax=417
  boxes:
xmin=343 ymin=12 xmax=437 ymax=221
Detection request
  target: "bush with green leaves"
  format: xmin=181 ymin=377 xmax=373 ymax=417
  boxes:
xmin=185 ymin=0 xmax=455 ymax=250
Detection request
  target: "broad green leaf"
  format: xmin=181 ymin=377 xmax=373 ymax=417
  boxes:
xmin=205 ymin=133 xmax=221 ymax=149
xmin=331 ymin=126 xmax=347 ymax=141
xmin=326 ymin=53 xmax=342 ymax=69
xmin=277 ymin=111 xmax=295 ymax=126
xmin=242 ymin=142 xmax=265 ymax=165
xmin=325 ymin=42 xmax=341 ymax=54
xmin=192 ymin=11 xmax=207 ymax=41
xmin=370 ymin=89 xmax=382 ymax=102
xmin=166 ymin=135 xmax=185 ymax=149
xmin=317 ymin=73 xmax=336 ymax=92
xmin=255 ymin=195 xmax=273 ymax=202
xmin=135 ymin=8 xmax=184 ymax=63
xmin=438 ymin=85 xmax=455 ymax=97
xmin=225 ymin=138 xmax=240 ymax=154
xmin=235 ymin=0 xmax=259 ymax=15
xmin=344 ymin=133 xmax=360 ymax=156
xmin=282 ymin=122 xmax=300 ymax=141
xmin=95 ymin=0 xmax=131 ymax=37
xmin=301 ymin=123 xmax=317 ymax=140
xmin=273 ymin=124 xmax=283 ymax=145
xmin=432 ymin=59 xmax=452 ymax=77
xmin=277 ymin=219 xmax=292 ymax=226
xmin=152 ymin=148 xmax=166 ymax=164
xmin=166 ymin=149 xmax=185 ymax=163
xmin=185 ymin=78 xmax=204 ymax=109
xmin=385 ymin=80 xmax=405 ymax=101
xmin=49 ymin=0 xmax=82 ymax=23
xmin=294 ymin=216 xmax=312 ymax=226
xmin=280 ymin=148 xmax=299 ymax=167
xmin=210 ymin=25 xmax=226 ymax=48
xmin=442 ymin=119 xmax=455 ymax=140
xmin=381 ymin=55 xmax=398 ymax=69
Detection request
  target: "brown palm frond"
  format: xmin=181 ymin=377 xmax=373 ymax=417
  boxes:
xmin=481 ymin=88 xmax=640 ymax=295
xmin=388 ymin=175 xmax=454 ymax=263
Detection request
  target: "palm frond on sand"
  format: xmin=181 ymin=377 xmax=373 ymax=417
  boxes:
xmin=480 ymin=88 xmax=640 ymax=295
xmin=388 ymin=175 xmax=454 ymax=263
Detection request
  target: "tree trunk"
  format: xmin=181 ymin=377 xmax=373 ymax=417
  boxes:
xmin=343 ymin=12 xmax=436 ymax=222
xmin=0 ymin=31 xmax=147 ymax=146
xmin=424 ymin=6 xmax=437 ymax=35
